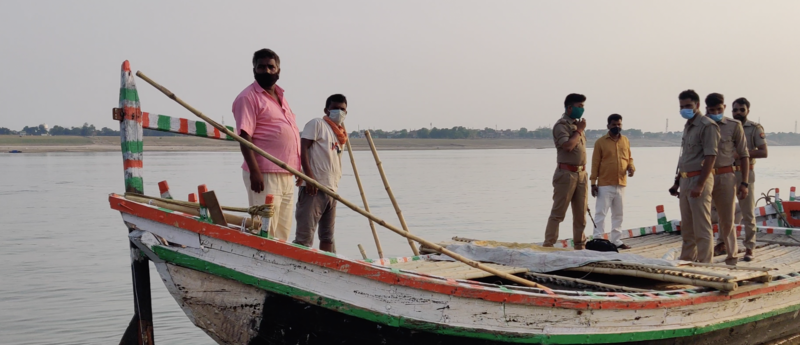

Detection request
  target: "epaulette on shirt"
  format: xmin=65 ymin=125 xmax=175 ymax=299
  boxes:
xmin=698 ymin=115 xmax=719 ymax=128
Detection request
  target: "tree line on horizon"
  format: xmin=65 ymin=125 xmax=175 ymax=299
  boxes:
xmin=2 ymin=123 xmax=798 ymax=144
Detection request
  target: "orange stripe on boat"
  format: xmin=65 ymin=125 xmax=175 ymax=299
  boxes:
xmin=110 ymin=194 xmax=800 ymax=310
xmin=213 ymin=127 xmax=221 ymax=138
xmin=142 ymin=112 xmax=150 ymax=127
xmin=123 ymin=160 xmax=143 ymax=169
xmin=188 ymin=193 xmax=198 ymax=203
xmin=179 ymin=118 xmax=188 ymax=134
xmin=656 ymin=205 xmax=664 ymax=213
xmin=122 ymin=60 xmax=131 ymax=72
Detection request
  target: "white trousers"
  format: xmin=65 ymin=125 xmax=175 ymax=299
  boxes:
xmin=242 ymin=171 xmax=294 ymax=240
xmin=593 ymin=185 xmax=625 ymax=246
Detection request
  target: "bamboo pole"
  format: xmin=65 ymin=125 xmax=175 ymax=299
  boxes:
xmin=357 ymin=244 xmax=368 ymax=260
xmin=567 ymin=266 xmax=738 ymax=291
xmin=364 ymin=130 xmax=419 ymax=256
xmin=523 ymin=272 xmax=650 ymax=293
xmin=135 ymin=71 xmax=552 ymax=293
xmin=344 ymin=126 xmax=384 ymax=258
xmin=124 ymin=194 xmax=259 ymax=229
xmin=126 ymin=192 xmax=256 ymax=214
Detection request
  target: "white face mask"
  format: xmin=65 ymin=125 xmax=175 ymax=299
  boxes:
xmin=328 ymin=109 xmax=347 ymax=125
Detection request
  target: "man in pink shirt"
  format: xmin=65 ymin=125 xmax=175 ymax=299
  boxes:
xmin=232 ymin=48 xmax=301 ymax=240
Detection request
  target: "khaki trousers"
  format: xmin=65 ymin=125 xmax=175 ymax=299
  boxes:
xmin=242 ymin=171 xmax=294 ymax=241
xmin=736 ymin=170 xmax=757 ymax=250
xmin=679 ymin=175 xmax=714 ymax=263
xmin=544 ymin=169 xmax=587 ymax=248
xmin=711 ymin=173 xmax=738 ymax=263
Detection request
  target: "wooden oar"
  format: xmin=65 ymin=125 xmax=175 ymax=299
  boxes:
xmin=364 ymin=130 xmax=419 ymax=256
xmin=344 ymin=125 xmax=384 ymax=258
xmin=135 ymin=70 xmax=552 ymax=293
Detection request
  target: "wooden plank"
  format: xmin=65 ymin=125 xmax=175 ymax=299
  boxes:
xmin=202 ymin=190 xmax=227 ymax=225
xmin=455 ymin=267 xmax=528 ymax=280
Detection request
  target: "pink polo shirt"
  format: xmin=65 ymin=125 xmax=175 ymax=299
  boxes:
xmin=232 ymin=81 xmax=301 ymax=174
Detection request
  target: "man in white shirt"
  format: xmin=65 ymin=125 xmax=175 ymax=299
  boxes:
xmin=293 ymin=94 xmax=348 ymax=252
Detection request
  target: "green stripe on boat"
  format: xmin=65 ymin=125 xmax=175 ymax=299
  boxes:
xmin=120 ymin=141 xmax=143 ymax=154
xmin=125 ymin=177 xmax=143 ymax=193
xmin=157 ymin=115 xmax=171 ymax=131
xmin=195 ymin=121 xmax=208 ymax=137
xmin=151 ymin=246 xmax=800 ymax=344
xmin=119 ymin=88 xmax=140 ymax=103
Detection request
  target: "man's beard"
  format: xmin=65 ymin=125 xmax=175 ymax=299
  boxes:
xmin=734 ymin=114 xmax=747 ymax=122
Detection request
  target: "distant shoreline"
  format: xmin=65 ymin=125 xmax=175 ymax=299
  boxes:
xmin=6 ymin=135 xmax=794 ymax=153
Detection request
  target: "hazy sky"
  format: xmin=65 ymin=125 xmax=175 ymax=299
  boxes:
xmin=1 ymin=0 xmax=798 ymax=133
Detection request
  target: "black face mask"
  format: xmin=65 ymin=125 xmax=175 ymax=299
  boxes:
xmin=253 ymin=69 xmax=280 ymax=89
xmin=610 ymin=127 xmax=621 ymax=135
xmin=734 ymin=115 xmax=746 ymax=122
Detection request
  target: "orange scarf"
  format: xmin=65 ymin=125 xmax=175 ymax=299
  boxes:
xmin=323 ymin=116 xmax=348 ymax=145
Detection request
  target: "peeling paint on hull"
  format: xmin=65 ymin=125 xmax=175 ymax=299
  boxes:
xmin=157 ymin=264 xmax=800 ymax=345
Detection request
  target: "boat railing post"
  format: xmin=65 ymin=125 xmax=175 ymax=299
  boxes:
xmin=158 ymin=181 xmax=173 ymax=199
xmin=116 ymin=60 xmax=154 ymax=345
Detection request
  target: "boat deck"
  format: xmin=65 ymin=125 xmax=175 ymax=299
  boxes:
xmin=402 ymin=232 xmax=800 ymax=292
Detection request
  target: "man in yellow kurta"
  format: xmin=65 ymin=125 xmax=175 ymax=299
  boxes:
xmin=590 ymin=114 xmax=635 ymax=249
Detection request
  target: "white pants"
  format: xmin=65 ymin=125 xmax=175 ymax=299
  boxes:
xmin=593 ymin=185 xmax=625 ymax=246
xmin=243 ymin=171 xmax=294 ymax=240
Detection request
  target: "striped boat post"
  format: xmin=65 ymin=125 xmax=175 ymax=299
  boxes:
xmin=117 ymin=61 xmax=154 ymax=345
xmin=158 ymin=180 xmax=173 ymax=199
xmin=198 ymin=185 xmax=209 ymax=221
xmin=775 ymin=188 xmax=786 ymax=227
xmin=141 ymin=112 xmax=235 ymax=141
xmin=791 ymin=187 xmax=797 ymax=201
xmin=656 ymin=205 xmax=673 ymax=232
xmin=119 ymin=60 xmax=144 ymax=194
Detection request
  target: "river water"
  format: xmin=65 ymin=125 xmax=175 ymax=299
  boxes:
xmin=1 ymin=147 xmax=797 ymax=344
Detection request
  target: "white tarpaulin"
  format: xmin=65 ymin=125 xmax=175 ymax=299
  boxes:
xmin=430 ymin=243 xmax=683 ymax=273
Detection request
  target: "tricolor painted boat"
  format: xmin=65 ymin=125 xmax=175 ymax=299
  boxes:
xmin=111 ymin=61 xmax=800 ymax=345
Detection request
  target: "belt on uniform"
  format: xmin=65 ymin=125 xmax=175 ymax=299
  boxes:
xmin=714 ymin=166 xmax=736 ymax=175
xmin=680 ymin=170 xmax=702 ymax=178
xmin=558 ymin=163 xmax=586 ymax=172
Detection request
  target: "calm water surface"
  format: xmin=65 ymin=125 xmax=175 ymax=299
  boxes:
xmin=1 ymin=147 xmax=798 ymax=344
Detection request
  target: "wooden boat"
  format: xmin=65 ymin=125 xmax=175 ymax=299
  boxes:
xmin=111 ymin=61 xmax=800 ymax=345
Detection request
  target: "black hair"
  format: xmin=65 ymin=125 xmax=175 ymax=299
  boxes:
xmin=325 ymin=94 xmax=348 ymax=109
xmin=564 ymin=93 xmax=586 ymax=108
xmin=705 ymin=93 xmax=725 ymax=107
xmin=678 ymin=89 xmax=700 ymax=103
xmin=607 ymin=114 xmax=622 ymax=124
xmin=733 ymin=97 xmax=751 ymax=109
xmin=252 ymin=49 xmax=280 ymax=66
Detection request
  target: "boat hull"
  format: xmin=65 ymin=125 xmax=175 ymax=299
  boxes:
xmin=113 ymin=197 xmax=800 ymax=345
xmin=156 ymin=263 xmax=800 ymax=345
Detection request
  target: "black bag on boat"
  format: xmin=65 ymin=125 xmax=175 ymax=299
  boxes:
xmin=586 ymin=239 xmax=619 ymax=253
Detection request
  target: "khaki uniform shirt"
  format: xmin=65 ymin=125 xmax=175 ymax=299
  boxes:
xmin=590 ymin=134 xmax=635 ymax=187
xmin=713 ymin=116 xmax=749 ymax=168
xmin=552 ymin=114 xmax=586 ymax=166
xmin=734 ymin=120 xmax=766 ymax=167
xmin=679 ymin=115 xmax=720 ymax=173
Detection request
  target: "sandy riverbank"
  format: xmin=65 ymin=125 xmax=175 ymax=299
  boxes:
xmin=1 ymin=135 xmax=686 ymax=153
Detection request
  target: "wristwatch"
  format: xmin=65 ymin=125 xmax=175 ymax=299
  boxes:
xmin=741 ymin=182 xmax=749 ymax=188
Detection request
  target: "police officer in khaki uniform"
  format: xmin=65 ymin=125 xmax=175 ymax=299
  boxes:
xmin=543 ymin=93 xmax=588 ymax=249
xmin=704 ymin=93 xmax=749 ymax=265
xmin=732 ymin=97 xmax=768 ymax=261
xmin=669 ymin=90 xmax=720 ymax=263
